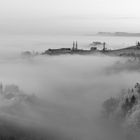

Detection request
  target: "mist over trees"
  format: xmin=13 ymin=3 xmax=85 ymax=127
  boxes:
xmin=102 ymin=83 xmax=140 ymax=139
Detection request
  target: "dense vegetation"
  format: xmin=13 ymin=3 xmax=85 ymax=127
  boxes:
xmin=102 ymin=83 xmax=140 ymax=138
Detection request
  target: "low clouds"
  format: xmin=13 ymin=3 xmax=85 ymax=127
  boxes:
xmin=0 ymin=55 xmax=140 ymax=139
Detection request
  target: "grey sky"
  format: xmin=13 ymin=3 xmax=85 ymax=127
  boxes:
xmin=0 ymin=0 xmax=140 ymax=35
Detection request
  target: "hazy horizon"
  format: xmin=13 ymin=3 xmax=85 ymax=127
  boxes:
xmin=0 ymin=0 xmax=140 ymax=35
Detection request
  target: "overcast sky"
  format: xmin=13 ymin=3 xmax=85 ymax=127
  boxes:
xmin=0 ymin=0 xmax=140 ymax=35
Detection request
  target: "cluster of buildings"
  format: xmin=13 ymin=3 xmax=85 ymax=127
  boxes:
xmin=42 ymin=41 xmax=79 ymax=55
xmin=42 ymin=41 xmax=105 ymax=55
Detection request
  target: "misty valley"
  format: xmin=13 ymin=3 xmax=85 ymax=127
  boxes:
xmin=0 ymin=54 xmax=139 ymax=140
xmin=1 ymin=0 xmax=140 ymax=139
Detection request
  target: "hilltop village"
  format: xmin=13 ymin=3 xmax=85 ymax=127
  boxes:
xmin=22 ymin=41 xmax=140 ymax=57
xmin=42 ymin=41 xmax=107 ymax=55
xmin=41 ymin=41 xmax=140 ymax=57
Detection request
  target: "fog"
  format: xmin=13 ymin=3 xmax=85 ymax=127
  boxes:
xmin=0 ymin=55 xmax=140 ymax=140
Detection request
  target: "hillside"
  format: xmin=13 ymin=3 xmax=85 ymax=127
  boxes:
xmin=105 ymin=46 xmax=140 ymax=57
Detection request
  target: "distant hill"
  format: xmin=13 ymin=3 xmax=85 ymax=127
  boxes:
xmin=97 ymin=32 xmax=140 ymax=37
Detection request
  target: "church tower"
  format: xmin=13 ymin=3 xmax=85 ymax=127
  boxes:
xmin=72 ymin=41 xmax=75 ymax=51
xmin=76 ymin=41 xmax=78 ymax=50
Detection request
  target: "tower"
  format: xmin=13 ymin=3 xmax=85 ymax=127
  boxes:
xmin=76 ymin=41 xmax=78 ymax=50
xmin=103 ymin=42 xmax=106 ymax=51
xmin=72 ymin=41 xmax=75 ymax=51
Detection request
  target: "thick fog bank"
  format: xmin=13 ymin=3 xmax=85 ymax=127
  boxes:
xmin=0 ymin=55 xmax=140 ymax=140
